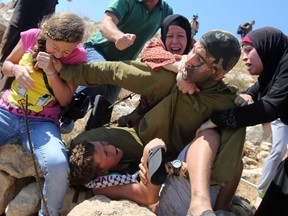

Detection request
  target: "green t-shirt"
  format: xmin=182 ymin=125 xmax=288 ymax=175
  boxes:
xmin=84 ymin=0 xmax=173 ymax=61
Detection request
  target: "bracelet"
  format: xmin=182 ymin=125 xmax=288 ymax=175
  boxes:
xmin=45 ymin=72 xmax=58 ymax=77
xmin=181 ymin=71 xmax=188 ymax=81
xmin=10 ymin=64 xmax=15 ymax=76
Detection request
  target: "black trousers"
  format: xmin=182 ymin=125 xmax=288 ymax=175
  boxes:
xmin=0 ymin=24 xmax=20 ymax=91
xmin=254 ymin=157 xmax=288 ymax=216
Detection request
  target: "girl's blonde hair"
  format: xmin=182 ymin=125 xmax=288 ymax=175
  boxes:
xmin=41 ymin=12 xmax=85 ymax=43
xmin=32 ymin=12 xmax=85 ymax=67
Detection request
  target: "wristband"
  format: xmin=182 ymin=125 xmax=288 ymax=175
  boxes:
xmin=181 ymin=71 xmax=188 ymax=81
xmin=10 ymin=64 xmax=16 ymax=76
xmin=46 ymin=72 xmax=58 ymax=77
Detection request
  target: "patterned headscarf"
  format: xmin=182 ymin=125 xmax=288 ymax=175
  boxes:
xmin=160 ymin=14 xmax=192 ymax=54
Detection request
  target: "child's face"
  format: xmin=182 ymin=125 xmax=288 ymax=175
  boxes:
xmin=242 ymin=44 xmax=263 ymax=76
xmin=90 ymin=141 xmax=123 ymax=175
xmin=46 ymin=37 xmax=78 ymax=59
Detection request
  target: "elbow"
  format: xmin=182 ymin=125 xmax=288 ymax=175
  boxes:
xmin=140 ymin=191 xmax=159 ymax=205
xmin=59 ymin=99 xmax=71 ymax=107
xmin=145 ymin=196 xmax=159 ymax=205
xmin=59 ymin=102 xmax=69 ymax=107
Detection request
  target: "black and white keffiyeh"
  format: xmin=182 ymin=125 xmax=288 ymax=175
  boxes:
xmin=85 ymin=171 xmax=140 ymax=189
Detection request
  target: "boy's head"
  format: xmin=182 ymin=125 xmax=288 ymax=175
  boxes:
xmin=69 ymin=140 xmax=124 ymax=185
xmin=41 ymin=12 xmax=85 ymax=43
xmin=69 ymin=141 xmax=100 ymax=185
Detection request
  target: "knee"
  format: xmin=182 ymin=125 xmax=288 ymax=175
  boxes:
xmin=196 ymin=129 xmax=220 ymax=144
xmin=46 ymin=160 xmax=70 ymax=180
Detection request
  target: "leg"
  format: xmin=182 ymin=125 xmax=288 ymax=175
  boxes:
xmin=187 ymin=129 xmax=219 ymax=215
xmin=0 ymin=24 xmax=20 ymax=90
xmin=256 ymin=119 xmax=288 ymax=205
xmin=214 ymin=160 xmax=243 ymax=210
xmin=157 ymin=176 xmax=220 ymax=215
xmin=0 ymin=108 xmax=21 ymax=145
xmin=21 ymin=119 xmax=69 ymax=216
xmin=255 ymin=157 xmax=288 ymax=216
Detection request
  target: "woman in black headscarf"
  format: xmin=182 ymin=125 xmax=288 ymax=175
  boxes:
xmin=197 ymin=27 xmax=288 ymax=215
xmin=140 ymin=14 xmax=193 ymax=71
xmin=123 ymin=14 xmax=194 ymax=127
xmin=160 ymin=14 xmax=192 ymax=55
xmin=198 ymin=27 xmax=288 ymax=129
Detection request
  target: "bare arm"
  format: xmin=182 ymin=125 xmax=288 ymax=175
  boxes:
xmin=2 ymin=40 xmax=35 ymax=90
xmin=36 ymin=52 xmax=76 ymax=106
xmin=100 ymin=12 xmax=136 ymax=50
xmin=92 ymin=181 xmax=159 ymax=205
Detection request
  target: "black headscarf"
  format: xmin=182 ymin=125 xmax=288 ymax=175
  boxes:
xmin=242 ymin=27 xmax=288 ymax=95
xmin=160 ymin=14 xmax=192 ymax=54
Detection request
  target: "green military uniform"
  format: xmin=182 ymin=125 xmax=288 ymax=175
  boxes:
xmin=60 ymin=61 xmax=245 ymax=185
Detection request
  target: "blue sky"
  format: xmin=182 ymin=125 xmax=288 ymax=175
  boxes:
xmin=54 ymin=0 xmax=287 ymax=40
xmin=2 ymin=0 xmax=286 ymax=40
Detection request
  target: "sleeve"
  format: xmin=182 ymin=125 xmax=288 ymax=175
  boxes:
xmin=20 ymin=29 xmax=40 ymax=52
xmin=59 ymin=61 xmax=176 ymax=97
xmin=140 ymin=37 xmax=177 ymax=70
xmin=245 ymin=81 xmax=260 ymax=101
xmin=210 ymin=61 xmax=288 ymax=128
xmin=60 ymin=45 xmax=87 ymax=64
xmin=105 ymin=0 xmax=130 ymax=21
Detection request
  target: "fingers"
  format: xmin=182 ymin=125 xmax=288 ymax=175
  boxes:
xmin=34 ymin=62 xmax=39 ymax=70
xmin=234 ymin=94 xmax=254 ymax=107
xmin=36 ymin=52 xmax=51 ymax=69
xmin=115 ymin=34 xmax=136 ymax=50
xmin=52 ymin=58 xmax=62 ymax=72
xmin=13 ymin=65 xmax=35 ymax=90
xmin=36 ymin=52 xmax=56 ymax=73
xmin=176 ymin=78 xmax=199 ymax=95
xmin=139 ymin=162 xmax=148 ymax=185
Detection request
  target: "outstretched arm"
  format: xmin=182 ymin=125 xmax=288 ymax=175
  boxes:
xmin=58 ymin=61 xmax=176 ymax=98
xmin=92 ymin=181 xmax=159 ymax=205
xmin=100 ymin=11 xmax=136 ymax=51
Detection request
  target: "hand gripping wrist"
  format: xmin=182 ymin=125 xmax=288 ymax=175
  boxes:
xmin=45 ymin=72 xmax=58 ymax=77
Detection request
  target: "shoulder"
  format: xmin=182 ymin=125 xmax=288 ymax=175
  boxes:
xmin=106 ymin=0 xmax=134 ymax=20
xmin=159 ymin=0 xmax=173 ymax=14
xmin=20 ymin=28 xmax=40 ymax=52
xmin=20 ymin=28 xmax=40 ymax=38
xmin=60 ymin=45 xmax=87 ymax=64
